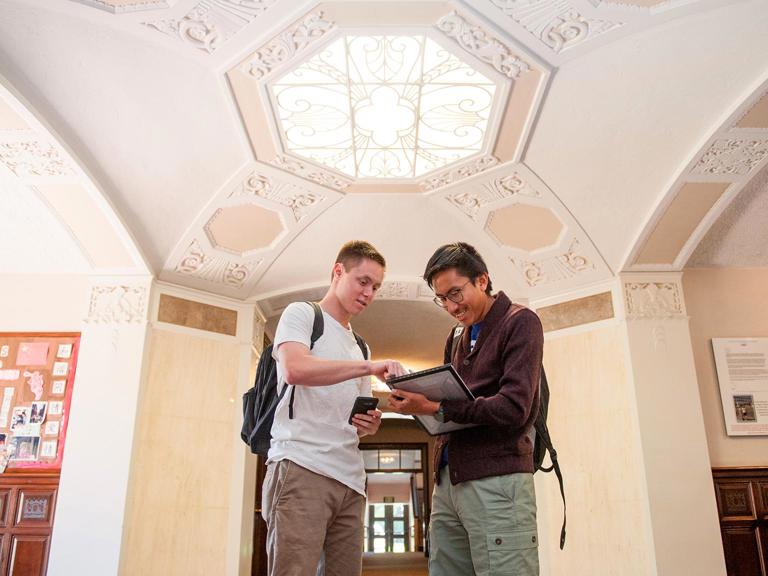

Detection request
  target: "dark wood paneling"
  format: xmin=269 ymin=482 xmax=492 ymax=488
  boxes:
xmin=0 ymin=474 xmax=59 ymax=576
xmin=714 ymin=467 xmax=768 ymax=576
xmin=7 ymin=534 xmax=49 ymax=576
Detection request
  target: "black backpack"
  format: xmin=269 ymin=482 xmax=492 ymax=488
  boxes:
xmin=241 ymin=302 xmax=369 ymax=456
xmin=450 ymin=325 xmax=567 ymax=550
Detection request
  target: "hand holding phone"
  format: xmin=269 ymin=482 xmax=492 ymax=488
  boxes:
xmin=348 ymin=396 xmax=379 ymax=424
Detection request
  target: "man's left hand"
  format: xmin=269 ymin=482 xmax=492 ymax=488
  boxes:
xmin=352 ymin=408 xmax=382 ymax=437
xmin=388 ymin=389 xmax=440 ymax=416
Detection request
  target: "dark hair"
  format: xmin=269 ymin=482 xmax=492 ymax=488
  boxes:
xmin=336 ymin=240 xmax=386 ymax=271
xmin=423 ymin=242 xmax=492 ymax=294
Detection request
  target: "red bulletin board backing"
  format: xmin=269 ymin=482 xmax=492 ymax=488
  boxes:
xmin=0 ymin=333 xmax=80 ymax=471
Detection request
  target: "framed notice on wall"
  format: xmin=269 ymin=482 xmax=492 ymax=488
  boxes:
xmin=0 ymin=333 xmax=79 ymax=470
xmin=712 ymin=338 xmax=768 ymax=436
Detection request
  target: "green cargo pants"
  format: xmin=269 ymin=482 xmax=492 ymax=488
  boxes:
xmin=429 ymin=466 xmax=539 ymax=575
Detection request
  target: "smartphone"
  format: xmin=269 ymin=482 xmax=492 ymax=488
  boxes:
xmin=348 ymin=396 xmax=379 ymax=424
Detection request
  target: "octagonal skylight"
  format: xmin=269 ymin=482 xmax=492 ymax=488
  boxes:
xmin=269 ymin=34 xmax=500 ymax=179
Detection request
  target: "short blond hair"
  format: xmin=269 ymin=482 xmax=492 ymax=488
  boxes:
xmin=335 ymin=240 xmax=386 ymax=271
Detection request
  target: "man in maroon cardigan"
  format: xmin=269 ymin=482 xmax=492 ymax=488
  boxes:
xmin=389 ymin=242 xmax=543 ymax=575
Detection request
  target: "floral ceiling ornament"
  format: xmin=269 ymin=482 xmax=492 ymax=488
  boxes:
xmin=271 ymin=155 xmax=352 ymax=190
xmin=229 ymin=170 xmax=326 ymax=221
xmin=420 ymin=156 xmax=499 ymax=191
xmin=0 ymin=140 xmax=72 ymax=177
xmin=445 ymin=170 xmax=539 ymax=220
xmin=436 ymin=11 xmax=532 ymax=79
xmin=245 ymin=11 xmax=335 ymax=79
xmin=511 ymin=239 xmax=594 ymax=287
xmin=144 ymin=0 xmax=279 ymax=54
xmin=488 ymin=0 xmax=623 ymax=54
xmin=175 ymin=240 xmax=259 ymax=287
xmin=692 ymin=138 xmax=768 ymax=177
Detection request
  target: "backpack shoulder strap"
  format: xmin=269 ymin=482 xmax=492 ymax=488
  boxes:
xmin=535 ymin=367 xmax=567 ymax=550
xmin=353 ymin=332 xmax=369 ymax=360
xmin=306 ymin=301 xmax=324 ymax=349
xmin=287 ymin=302 xmax=326 ymax=420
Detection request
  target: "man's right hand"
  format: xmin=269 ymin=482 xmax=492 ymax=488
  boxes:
xmin=369 ymin=360 xmax=406 ymax=381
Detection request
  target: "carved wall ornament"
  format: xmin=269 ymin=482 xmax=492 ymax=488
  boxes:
xmin=86 ymin=285 xmax=148 ymax=324
xmin=489 ymin=0 xmax=623 ymax=54
xmin=445 ymin=170 xmax=539 ymax=220
xmin=245 ymin=12 xmax=335 ymax=79
xmin=0 ymin=140 xmax=72 ymax=177
xmin=271 ymin=155 xmax=352 ymax=190
xmin=420 ymin=156 xmax=499 ymax=191
xmin=175 ymin=239 xmax=258 ymax=287
xmin=624 ymin=281 xmax=684 ymax=318
xmin=511 ymin=240 xmax=594 ymax=287
xmin=436 ymin=11 xmax=532 ymax=79
xmin=376 ymin=282 xmax=411 ymax=300
xmin=144 ymin=0 xmax=278 ymax=54
xmin=692 ymin=138 xmax=768 ymax=177
xmin=229 ymin=170 xmax=325 ymax=221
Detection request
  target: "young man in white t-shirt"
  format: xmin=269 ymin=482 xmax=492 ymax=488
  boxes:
xmin=263 ymin=240 xmax=406 ymax=576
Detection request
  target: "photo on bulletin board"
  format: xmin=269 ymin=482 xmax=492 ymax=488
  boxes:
xmin=0 ymin=333 xmax=80 ymax=470
xmin=712 ymin=338 xmax=768 ymax=436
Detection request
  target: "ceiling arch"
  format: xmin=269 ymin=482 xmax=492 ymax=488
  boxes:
xmin=0 ymin=72 xmax=149 ymax=275
xmin=1 ymin=0 xmax=767 ymax=305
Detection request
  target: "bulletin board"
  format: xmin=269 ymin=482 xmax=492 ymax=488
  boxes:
xmin=0 ymin=333 xmax=79 ymax=471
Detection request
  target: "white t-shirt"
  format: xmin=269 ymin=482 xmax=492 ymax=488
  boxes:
xmin=268 ymin=302 xmax=372 ymax=495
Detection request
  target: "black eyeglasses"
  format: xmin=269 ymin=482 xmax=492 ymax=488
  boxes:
xmin=433 ymin=280 xmax=472 ymax=308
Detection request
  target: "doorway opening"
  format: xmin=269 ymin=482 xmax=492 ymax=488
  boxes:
xmin=361 ymin=443 xmax=429 ymax=555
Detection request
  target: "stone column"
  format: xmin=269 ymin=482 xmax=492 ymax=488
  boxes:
xmin=620 ymin=273 xmax=726 ymax=575
xmin=48 ymin=279 xmax=152 ymax=576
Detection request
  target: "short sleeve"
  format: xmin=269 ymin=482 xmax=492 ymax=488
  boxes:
xmin=272 ymin=302 xmax=315 ymax=360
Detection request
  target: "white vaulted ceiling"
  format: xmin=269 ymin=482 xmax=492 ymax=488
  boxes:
xmin=1 ymin=0 xmax=768 ymax=328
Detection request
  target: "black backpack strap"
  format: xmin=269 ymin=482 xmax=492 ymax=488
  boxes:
xmin=288 ymin=302 xmax=325 ymax=420
xmin=353 ymin=332 xmax=369 ymax=360
xmin=536 ymin=423 xmax=566 ymax=549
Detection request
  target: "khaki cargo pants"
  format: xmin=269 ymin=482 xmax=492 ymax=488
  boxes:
xmin=262 ymin=460 xmax=365 ymax=576
xmin=430 ymin=467 xmax=539 ymax=575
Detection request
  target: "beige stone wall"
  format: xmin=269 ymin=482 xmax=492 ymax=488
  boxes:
xmin=683 ymin=267 xmax=768 ymax=466
xmin=120 ymin=328 xmax=241 ymax=575
xmin=537 ymin=324 xmax=654 ymax=576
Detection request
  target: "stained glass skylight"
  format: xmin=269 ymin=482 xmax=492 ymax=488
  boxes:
xmin=269 ymin=34 xmax=499 ymax=179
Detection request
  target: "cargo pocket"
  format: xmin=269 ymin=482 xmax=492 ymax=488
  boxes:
xmin=487 ymin=530 xmax=539 ymax=575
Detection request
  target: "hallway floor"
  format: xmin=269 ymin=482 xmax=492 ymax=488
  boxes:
xmin=361 ymin=552 xmax=428 ymax=576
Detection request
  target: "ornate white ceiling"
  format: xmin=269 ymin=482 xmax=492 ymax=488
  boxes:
xmin=1 ymin=0 xmax=767 ymax=311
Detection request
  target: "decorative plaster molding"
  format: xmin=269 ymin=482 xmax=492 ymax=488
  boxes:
xmin=624 ymin=281 xmax=684 ymax=318
xmin=244 ymin=12 xmax=335 ymax=79
xmin=445 ymin=170 xmax=540 ymax=220
xmin=511 ymin=239 xmax=594 ymax=287
xmin=376 ymin=281 xmax=411 ymax=300
xmin=420 ymin=156 xmax=498 ymax=191
xmin=144 ymin=0 xmax=277 ymax=54
xmin=0 ymin=140 xmax=72 ymax=177
xmin=489 ymin=0 xmax=623 ymax=54
xmin=229 ymin=170 xmax=326 ymax=221
xmin=436 ymin=11 xmax=532 ymax=79
xmin=271 ymin=155 xmax=352 ymax=191
xmin=175 ymin=239 xmax=259 ymax=287
xmin=692 ymin=138 xmax=768 ymax=177
xmin=71 ymin=0 xmax=172 ymax=13
xmin=86 ymin=285 xmax=148 ymax=323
